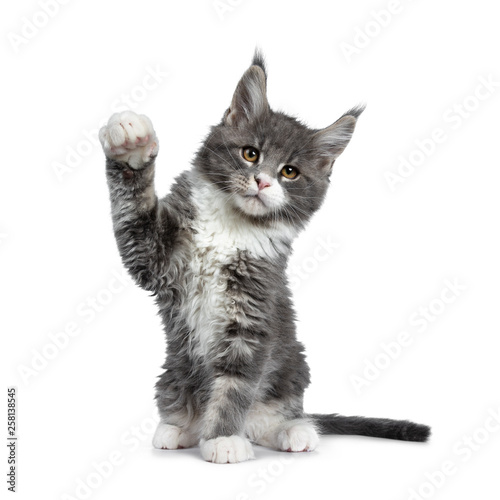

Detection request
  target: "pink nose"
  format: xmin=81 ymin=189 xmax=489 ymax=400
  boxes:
xmin=256 ymin=177 xmax=271 ymax=190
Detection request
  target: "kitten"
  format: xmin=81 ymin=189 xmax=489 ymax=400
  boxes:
xmin=99 ymin=52 xmax=430 ymax=464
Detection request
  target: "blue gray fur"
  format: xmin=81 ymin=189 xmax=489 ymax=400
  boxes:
xmin=101 ymin=51 xmax=429 ymax=463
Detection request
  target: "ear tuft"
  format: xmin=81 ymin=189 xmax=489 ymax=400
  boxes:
xmin=341 ymin=104 xmax=366 ymax=120
xmin=224 ymin=52 xmax=270 ymax=127
xmin=251 ymin=48 xmax=267 ymax=80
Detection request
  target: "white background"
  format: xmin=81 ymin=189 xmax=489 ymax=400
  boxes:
xmin=2 ymin=0 xmax=500 ymax=499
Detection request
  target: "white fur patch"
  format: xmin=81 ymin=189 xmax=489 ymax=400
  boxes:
xmin=234 ymin=171 xmax=288 ymax=216
xmin=277 ymin=422 xmax=319 ymax=452
xmin=245 ymin=400 xmax=286 ymax=447
xmin=152 ymin=423 xmax=198 ymax=449
xmin=245 ymin=402 xmax=319 ymax=452
xmin=183 ymin=182 xmax=295 ymax=359
xmin=192 ymin=182 xmax=295 ymax=258
xmin=200 ymin=435 xmax=255 ymax=464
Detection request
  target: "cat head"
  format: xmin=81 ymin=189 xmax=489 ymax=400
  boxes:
xmin=194 ymin=51 xmax=364 ymax=229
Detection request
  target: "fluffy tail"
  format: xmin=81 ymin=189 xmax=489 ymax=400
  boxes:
xmin=308 ymin=413 xmax=430 ymax=442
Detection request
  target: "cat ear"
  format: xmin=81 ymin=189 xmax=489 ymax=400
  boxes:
xmin=313 ymin=105 xmax=365 ymax=170
xmin=224 ymin=53 xmax=269 ymax=126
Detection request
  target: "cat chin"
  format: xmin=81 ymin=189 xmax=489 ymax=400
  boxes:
xmin=234 ymin=194 xmax=274 ymax=218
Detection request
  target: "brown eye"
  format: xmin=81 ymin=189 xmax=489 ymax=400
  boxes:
xmin=242 ymin=146 xmax=259 ymax=163
xmin=281 ymin=166 xmax=300 ymax=179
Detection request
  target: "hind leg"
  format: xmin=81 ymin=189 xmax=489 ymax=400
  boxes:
xmin=152 ymin=410 xmax=200 ymax=450
xmin=153 ymin=423 xmax=198 ymax=450
xmin=276 ymin=420 xmax=320 ymax=452
xmin=245 ymin=401 xmax=319 ymax=452
xmin=154 ymin=376 xmax=201 ymax=450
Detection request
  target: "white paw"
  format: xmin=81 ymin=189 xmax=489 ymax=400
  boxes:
xmin=152 ymin=423 xmax=197 ymax=450
xmin=99 ymin=110 xmax=159 ymax=169
xmin=277 ymin=423 xmax=319 ymax=452
xmin=200 ymin=435 xmax=255 ymax=464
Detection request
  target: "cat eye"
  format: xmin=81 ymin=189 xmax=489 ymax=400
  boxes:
xmin=280 ymin=166 xmax=300 ymax=179
xmin=242 ymin=146 xmax=259 ymax=163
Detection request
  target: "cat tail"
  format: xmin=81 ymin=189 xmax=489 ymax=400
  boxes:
xmin=307 ymin=413 xmax=430 ymax=442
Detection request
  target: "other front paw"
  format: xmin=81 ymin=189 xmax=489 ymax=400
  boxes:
xmin=99 ymin=110 xmax=159 ymax=169
xmin=200 ymin=435 xmax=255 ymax=464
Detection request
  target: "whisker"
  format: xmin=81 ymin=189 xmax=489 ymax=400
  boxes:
xmin=203 ymin=145 xmax=238 ymax=171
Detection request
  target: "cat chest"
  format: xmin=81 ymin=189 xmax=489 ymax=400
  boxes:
xmin=182 ymin=243 xmax=236 ymax=358
xmin=181 ymin=221 xmax=270 ymax=359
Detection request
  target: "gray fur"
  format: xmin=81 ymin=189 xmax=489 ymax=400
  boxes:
xmin=103 ymin=52 xmax=429 ymax=461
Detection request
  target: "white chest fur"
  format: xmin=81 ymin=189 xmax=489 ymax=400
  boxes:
xmin=182 ymin=183 xmax=293 ymax=358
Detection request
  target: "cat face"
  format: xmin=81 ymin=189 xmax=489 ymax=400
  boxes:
xmin=194 ymin=53 xmax=363 ymax=228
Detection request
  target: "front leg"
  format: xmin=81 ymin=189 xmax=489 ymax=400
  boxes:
xmin=199 ymin=327 xmax=266 ymax=464
xmin=99 ymin=111 xmax=173 ymax=293
xmin=200 ymin=375 xmax=256 ymax=464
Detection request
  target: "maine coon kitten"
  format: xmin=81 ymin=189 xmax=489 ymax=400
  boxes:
xmin=99 ymin=52 xmax=430 ymax=463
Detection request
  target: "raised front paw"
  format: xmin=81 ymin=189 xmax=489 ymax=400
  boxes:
xmin=99 ymin=110 xmax=159 ymax=169
xmin=200 ymin=435 xmax=255 ymax=464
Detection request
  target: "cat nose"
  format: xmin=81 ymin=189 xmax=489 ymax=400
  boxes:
xmin=255 ymin=174 xmax=271 ymax=191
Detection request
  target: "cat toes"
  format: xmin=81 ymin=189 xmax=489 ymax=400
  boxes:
xmin=278 ymin=424 xmax=319 ymax=453
xmin=99 ymin=110 xmax=158 ymax=169
xmin=152 ymin=423 xmax=197 ymax=450
xmin=200 ymin=435 xmax=255 ymax=464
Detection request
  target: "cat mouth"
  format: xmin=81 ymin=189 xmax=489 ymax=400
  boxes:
xmin=243 ymin=193 xmax=270 ymax=210
xmin=237 ymin=192 xmax=270 ymax=216
xmin=244 ymin=193 xmax=266 ymax=204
